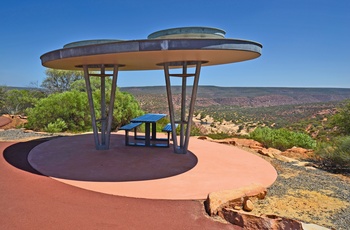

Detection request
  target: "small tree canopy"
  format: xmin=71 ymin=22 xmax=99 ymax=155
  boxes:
xmin=331 ymin=100 xmax=350 ymax=135
xmin=41 ymin=69 xmax=83 ymax=94
xmin=71 ymin=77 xmax=110 ymax=92
xmin=0 ymin=86 xmax=6 ymax=112
xmin=2 ymin=89 xmax=45 ymax=115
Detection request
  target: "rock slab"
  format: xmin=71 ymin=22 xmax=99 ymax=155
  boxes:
xmin=205 ymin=183 xmax=267 ymax=215
xmin=220 ymin=208 xmax=304 ymax=230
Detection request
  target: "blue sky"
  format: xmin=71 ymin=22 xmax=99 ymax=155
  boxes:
xmin=0 ymin=0 xmax=349 ymax=88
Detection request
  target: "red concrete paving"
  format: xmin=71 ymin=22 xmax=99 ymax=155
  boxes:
xmin=1 ymin=140 xmax=240 ymax=229
xmin=28 ymin=133 xmax=277 ymax=200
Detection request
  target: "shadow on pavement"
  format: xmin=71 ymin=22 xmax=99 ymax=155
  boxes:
xmin=3 ymin=138 xmax=50 ymax=176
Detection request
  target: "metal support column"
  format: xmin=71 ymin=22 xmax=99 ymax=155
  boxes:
xmin=162 ymin=61 xmax=203 ymax=154
xmin=83 ymin=64 xmax=120 ymax=150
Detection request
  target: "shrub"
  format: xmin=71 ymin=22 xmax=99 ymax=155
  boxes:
xmin=27 ymin=91 xmax=91 ymax=132
xmin=45 ymin=118 xmax=68 ymax=133
xmin=249 ymin=127 xmax=316 ymax=151
xmin=27 ymin=88 xmax=144 ymax=133
xmin=315 ymin=136 xmax=350 ymax=172
xmin=331 ymin=99 xmax=350 ymax=135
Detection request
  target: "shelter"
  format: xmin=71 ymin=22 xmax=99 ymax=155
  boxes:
xmin=40 ymin=26 xmax=262 ymax=153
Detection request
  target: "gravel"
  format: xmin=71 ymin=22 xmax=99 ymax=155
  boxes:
xmin=0 ymin=129 xmax=52 ymax=140
xmin=259 ymin=157 xmax=350 ymax=230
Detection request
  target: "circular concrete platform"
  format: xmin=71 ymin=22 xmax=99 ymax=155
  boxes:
xmin=28 ymin=133 xmax=277 ymax=200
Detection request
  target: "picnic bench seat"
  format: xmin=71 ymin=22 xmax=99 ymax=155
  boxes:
xmin=162 ymin=123 xmax=179 ymax=147
xmin=119 ymin=122 xmax=142 ymax=146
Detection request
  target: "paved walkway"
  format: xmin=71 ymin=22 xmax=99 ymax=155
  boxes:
xmin=1 ymin=133 xmax=277 ymax=229
xmin=28 ymin=133 xmax=277 ymax=200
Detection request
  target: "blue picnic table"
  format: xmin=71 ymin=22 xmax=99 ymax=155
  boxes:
xmin=131 ymin=113 xmax=167 ymax=146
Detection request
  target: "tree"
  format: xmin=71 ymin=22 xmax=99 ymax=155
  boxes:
xmin=41 ymin=69 xmax=83 ymax=94
xmin=2 ymin=89 xmax=45 ymax=115
xmin=70 ymin=77 xmax=103 ymax=92
xmin=0 ymin=86 xmax=6 ymax=113
xmin=331 ymin=100 xmax=350 ymax=135
xmin=91 ymin=88 xmax=144 ymax=129
xmin=71 ymin=77 xmax=144 ymax=128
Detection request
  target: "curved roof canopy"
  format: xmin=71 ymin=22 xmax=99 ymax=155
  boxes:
xmin=40 ymin=27 xmax=262 ymax=71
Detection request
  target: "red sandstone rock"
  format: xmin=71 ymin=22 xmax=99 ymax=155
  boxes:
xmin=219 ymin=208 xmax=303 ymax=230
xmin=205 ymin=184 xmax=267 ymax=215
xmin=281 ymin=147 xmax=314 ymax=160
xmin=211 ymin=138 xmax=264 ymax=150
xmin=283 ymin=147 xmax=313 ymax=155
xmin=250 ymin=145 xmax=264 ymax=150
xmin=258 ymin=149 xmax=276 ymax=158
xmin=0 ymin=116 xmax=11 ymax=127
xmin=243 ymin=199 xmax=254 ymax=212
xmin=234 ymin=138 xmax=263 ymax=148
xmin=211 ymin=138 xmax=237 ymax=145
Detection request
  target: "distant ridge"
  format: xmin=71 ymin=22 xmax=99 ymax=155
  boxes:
xmin=121 ymin=86 xmax=350 ymax=113
xmin=4 ymin=85 xmax=350 ymax=110
xmin=0 ymin=86 xmax=43 ymax=91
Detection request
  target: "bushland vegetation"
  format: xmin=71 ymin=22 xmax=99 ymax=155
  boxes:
xmin=201 ymin=100 xmax=350 ymax=172
xmin=311 ymin=100 xmax=350 ymax=171
xmin=0 ymin=87 xmax=45 ymax=115
xmin=249 ymin=127 xmax=316 ymax=151
xmin=1 ymin=69 xmax=143 ymax=133
xmin=2 ymin=82 xmax=350 ymax=172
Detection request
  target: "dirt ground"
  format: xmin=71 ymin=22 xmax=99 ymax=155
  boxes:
xmin=246 ymin=148 xmax=350 ymax=230
xmin=251 ymin=167 xmax=349 ymax=229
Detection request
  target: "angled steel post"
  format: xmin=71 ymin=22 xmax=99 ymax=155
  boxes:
xmin=83 ymin=65 xmax=99 ymax=148
xmin=184 ymin=62 xmax=201 ymax=151
xmin=164 ymin=63 xmax=178 ymax=153
xmin=162 ymin=61 xmax=203 ymax=154
xmin=105 ymin=65 xmax=119 ymax=148
xmin=83 ymin=64 xmax=120 ymax=150
xmin=180 ymin=63 xmax=187 ymax=148
xmin=100 ymin=65 xmax=106 ymax=145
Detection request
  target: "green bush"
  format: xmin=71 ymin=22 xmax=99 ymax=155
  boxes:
xmin=71 ymin=77 xmax=144 ymax=129
xmin=45 ymin=118 xmax=68 ymax=133
xmin=27 ymin=87 xmax=144 ymax=133
xmin=27 ymin=91 xmax=91 ymax=132
xmin=331 ymin=99 xmax=350 ymax=135
xmin=249 ymin=127 xmax=316 ymax=151
xmin=315 ymin=136 xmax=350 ymax=171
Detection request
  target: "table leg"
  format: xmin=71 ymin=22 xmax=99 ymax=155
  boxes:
xmin=145 ymin=123 xmax=151 ymax=146
xmin=152 ymin=122 xmax=157 ymax=140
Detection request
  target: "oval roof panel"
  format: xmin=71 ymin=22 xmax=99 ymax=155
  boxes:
xmin=148 ymin=26 xmax=226 ymax=39
xmin=63 ymin=39 xmax=122 ymax=48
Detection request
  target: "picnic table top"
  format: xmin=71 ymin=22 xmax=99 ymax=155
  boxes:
xmin=131 ymin=113 xmax=167 ymax=123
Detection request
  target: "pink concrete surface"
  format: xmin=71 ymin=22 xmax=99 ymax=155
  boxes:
xmin=28 ymin=132 xmax=277 ymax=200
xmin=0 ymin=140 xmax=241 ymax=229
